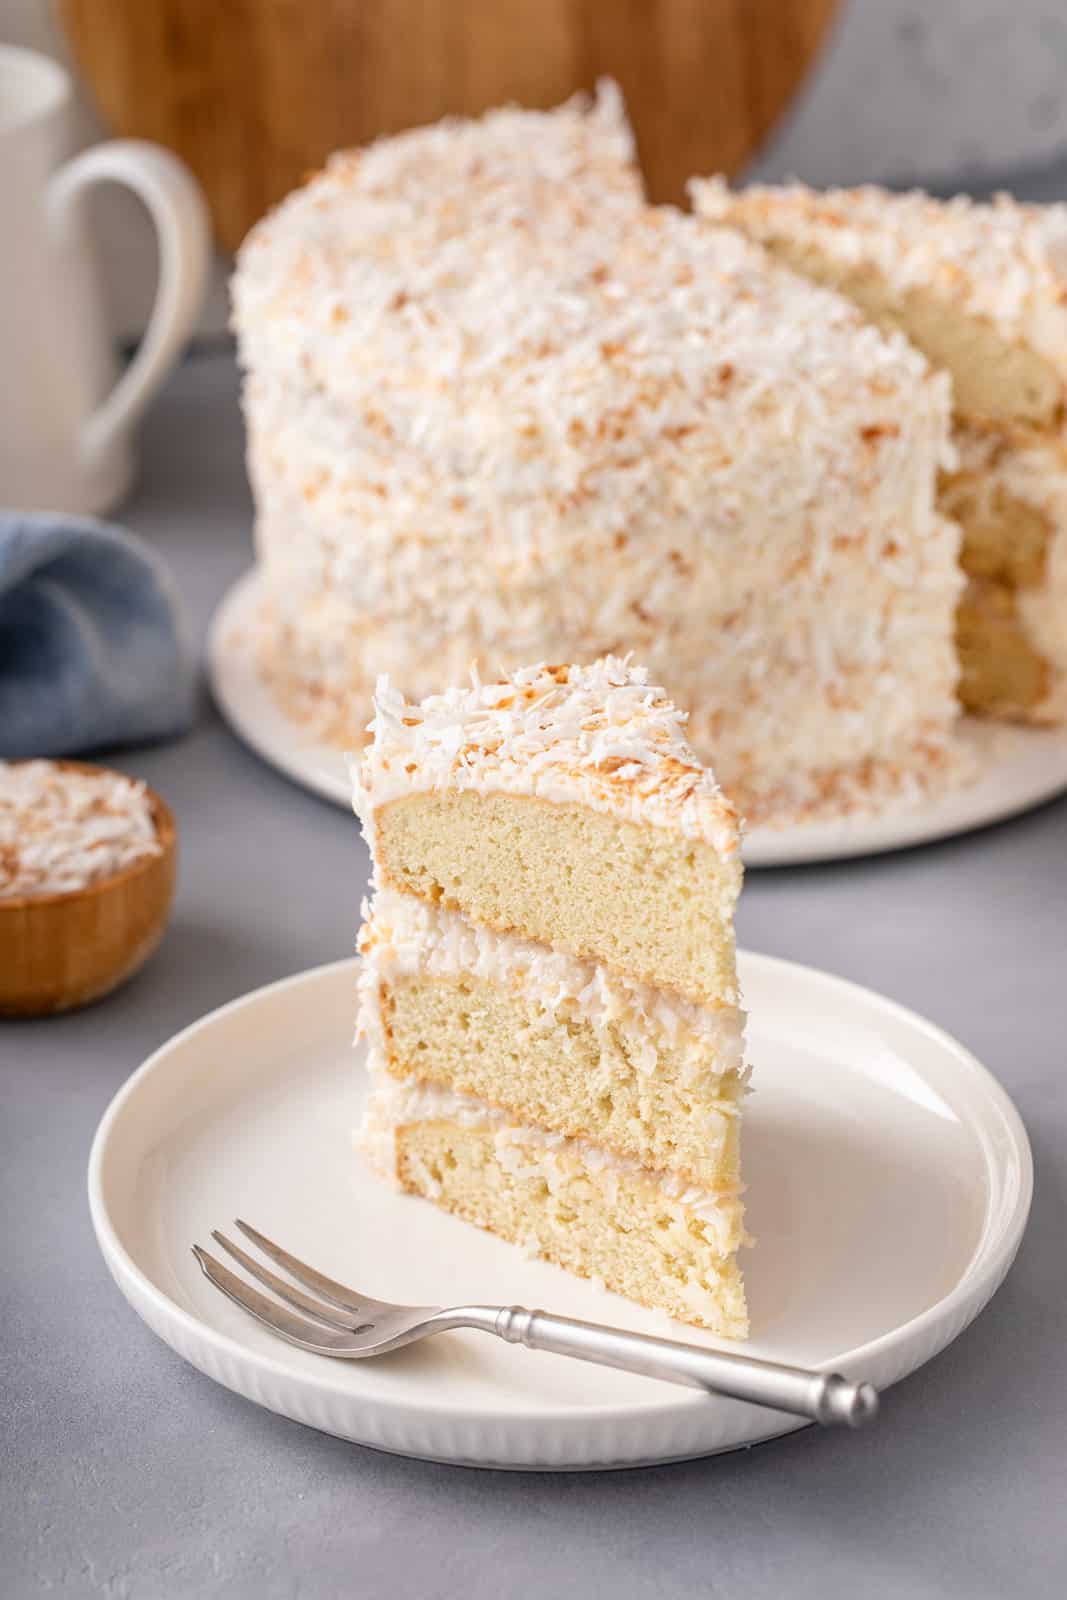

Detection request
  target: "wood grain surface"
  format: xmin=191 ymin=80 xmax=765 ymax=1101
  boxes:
xmin=60 ymin=0 xmax=840 ymax=249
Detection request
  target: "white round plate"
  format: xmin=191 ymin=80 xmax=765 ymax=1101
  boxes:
xmin=209 ymin=569 xmax=1067 ymax=865
xmin=90 ymin=953 xmax=1031 ymax=1471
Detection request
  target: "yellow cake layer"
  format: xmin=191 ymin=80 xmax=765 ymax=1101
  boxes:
xmin=692 ymin=182 xmax=1066 ymax=428
xmin=378 ymin=970 xmax=744 ymax=1191
xmin=956 ymin=578 xmax=1052 ymax=719
xmin=380 ymin=1113 xmax=748 ymax=1337
xmin=695 ymin=189 xmax=1067 ymax=725
xmin=940 ymin=423 xmax=1067 ymax=722
xmin=373 ymin=790 xmax=741 ymax=1007
xmin=943 ymin=451 xmax=1053 ymax=590
xmin=725 ymin=239 xmax=1060 ymax=427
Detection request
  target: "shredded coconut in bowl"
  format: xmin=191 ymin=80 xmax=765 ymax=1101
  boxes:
xmin=0 ymin=761 xmax=162 ymax=901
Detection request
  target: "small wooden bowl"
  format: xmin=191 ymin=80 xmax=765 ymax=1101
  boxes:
xmin=0 ymin=762 xmax=177 ymax=1018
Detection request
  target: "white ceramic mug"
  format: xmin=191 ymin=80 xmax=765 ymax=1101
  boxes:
xmin=0 ymin=44 xmax=211 ymax=514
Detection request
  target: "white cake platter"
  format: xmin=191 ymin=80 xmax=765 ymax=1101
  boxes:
xmin=209 ymin=567 xmax=1067 ymax=865
xmin=89 ymin=953 xmax=1030 ymax=1471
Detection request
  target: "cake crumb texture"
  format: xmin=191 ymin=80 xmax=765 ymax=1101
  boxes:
xmin=373 ymin=788 xmax=741 ymax=1007
xmin=358 ymin=1092 xmax=748 ymax=1338
xmin=353 ymin=656 xmax=751 ymax=1334
xmin=358 ymin=889 xmax=747 ymax=1189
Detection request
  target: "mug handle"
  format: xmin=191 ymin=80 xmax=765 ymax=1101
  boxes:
xmin=46 ymin=140 xmax=211 ymax=467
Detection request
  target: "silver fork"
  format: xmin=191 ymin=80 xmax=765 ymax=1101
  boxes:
xmin=193 ymin=1221 xmax=879 ymax=1427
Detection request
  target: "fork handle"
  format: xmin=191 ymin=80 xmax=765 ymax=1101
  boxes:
xmin=454 ymin=1306 xmax=877 ymax=1426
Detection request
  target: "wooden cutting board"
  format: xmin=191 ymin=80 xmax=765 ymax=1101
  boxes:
xmin=61 ymin=0 xmax=840 ymax=251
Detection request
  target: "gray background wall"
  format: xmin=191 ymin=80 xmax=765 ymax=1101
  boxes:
xmin=751 ymin=0 xmax=1067 ymax=189
xmin=5 ymin=0 xmax=1067 ymax=335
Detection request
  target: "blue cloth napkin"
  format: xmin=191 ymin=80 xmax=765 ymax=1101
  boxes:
xmin=0 ymin=513 xmax=196 ymax=759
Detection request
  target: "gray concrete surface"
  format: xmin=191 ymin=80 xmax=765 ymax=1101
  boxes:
xmin=2 ymin=352 xmax=1065 ymax=1598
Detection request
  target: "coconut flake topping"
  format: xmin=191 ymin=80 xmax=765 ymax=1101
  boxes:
xmin=358 ymin=888 xmax=746 ymax=1080
xmin=0 ymin=761 xmax=161 ymax=900
xmin=358 ymin=1075 xmax=743 ymax=1245
xmin=351 ymin=656 xmax=740 ymax=856
xmin=236 ymin=86 xmax=962 ymax=823
xmin=693 ymin=177 xmax=1067 ymax=364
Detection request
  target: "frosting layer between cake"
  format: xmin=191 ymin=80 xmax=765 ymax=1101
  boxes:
xmin=359 ymin=1075 xmax=744 ymax=1256
xmin=352 ymin=656 xmax=750 ymax=1332
xmin=358 ymin=887 xmax=745 ymax=1084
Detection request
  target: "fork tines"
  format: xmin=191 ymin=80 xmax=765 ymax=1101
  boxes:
xmin=192 ymin=1222 xmax=378 ymax=1353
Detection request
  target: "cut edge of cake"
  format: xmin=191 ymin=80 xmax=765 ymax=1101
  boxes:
xmin=692 ymin=177 xmax=1067 ymax=425
xmin=693 ymin=176 xmax=1067 ymax=726
xmin=352 ymin=657 xmax=751 ymax=1338
xmin=358 ymin=886 xmax=748 ymax=1192
xmin=353 ymin=658 xmax=743 ymax=1008
xmin=357 ymin=1077 xmax=750 ymax=1339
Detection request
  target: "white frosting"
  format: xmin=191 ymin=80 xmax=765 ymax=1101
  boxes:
xmin=236 ymin=85 xmax=964 ymax=824
xmin=0 ymin=761 xmax=161 ymax=900
xmin=352 ymin=657 xmax=741 ymax=857
xmin=696 ymin=178 xmax=1067 ymax=726
xmin=358 ymin=1075 xmax=743 ymax=1254
xmin=358 ymin=888 xmax=746 ymax=1083
xmin=694 ymin=178 xmax=1067 ymax=371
